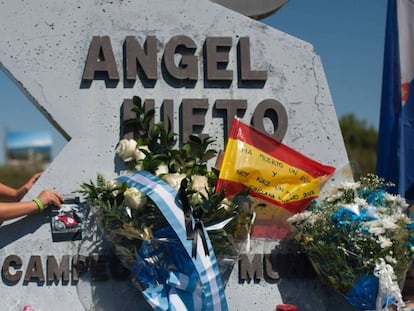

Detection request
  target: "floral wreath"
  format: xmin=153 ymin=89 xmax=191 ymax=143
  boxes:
xmin=78 ymin=96 xmax=253 ymax=310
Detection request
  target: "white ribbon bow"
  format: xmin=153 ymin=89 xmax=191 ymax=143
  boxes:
xmin=374 ymin=258 xmax=407 ymax=311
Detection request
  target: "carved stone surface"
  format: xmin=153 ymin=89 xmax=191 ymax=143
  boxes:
xmin=0 ymin=0 xmax=351 ymax=309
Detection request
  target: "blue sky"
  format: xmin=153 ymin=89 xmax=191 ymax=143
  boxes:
xmin=0 ymin=0 xmax=387 ymax=164
xmin=6 ymin=131 xmax=52 ymax=149
xmin=263 ymin=0 xmax=387 ymax=127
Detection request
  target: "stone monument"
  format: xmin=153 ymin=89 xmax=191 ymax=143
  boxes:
xmin=0 ymin=0 xmax=352 ymax=310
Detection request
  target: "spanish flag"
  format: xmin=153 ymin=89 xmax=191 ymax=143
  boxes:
xmin=216 ymin=118 xmax=335 ymax=215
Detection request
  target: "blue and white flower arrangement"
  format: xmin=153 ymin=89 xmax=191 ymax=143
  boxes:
xmin=288 ymin=174 xmax=414 ymax=310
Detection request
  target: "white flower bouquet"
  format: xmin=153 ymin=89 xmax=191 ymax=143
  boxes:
xmin=78 ymin=96 xmax=253 ymax=310
xmin=288 ymin=174 xmax=414 ymax=310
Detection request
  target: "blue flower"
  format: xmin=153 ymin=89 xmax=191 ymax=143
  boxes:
xmin=359 ymin=189 xmax=385 ymax=206
xmin=331 ymin=207 xmax=359 ymax=227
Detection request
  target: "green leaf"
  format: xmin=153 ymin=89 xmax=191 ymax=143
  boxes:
xmin=132 ymin=96 xmax=142 ymax=107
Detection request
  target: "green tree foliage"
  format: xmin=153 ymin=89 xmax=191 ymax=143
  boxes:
xmin=339 ymin=114 xmax=378 ymax=177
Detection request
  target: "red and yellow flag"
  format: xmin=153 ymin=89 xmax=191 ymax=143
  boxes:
xmin=216 ymin=118 xmax=335 ymax=214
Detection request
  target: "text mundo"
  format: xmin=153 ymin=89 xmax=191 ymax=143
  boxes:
xmin=83 ymin=35 xmax=288 ymax=144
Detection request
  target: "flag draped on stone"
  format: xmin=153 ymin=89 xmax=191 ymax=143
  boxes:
xmin=216 ymin=118 xmax=335 ymax=214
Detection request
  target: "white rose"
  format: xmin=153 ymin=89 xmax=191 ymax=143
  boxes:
xmin=190 ymin=175 xmax=209 ymax=198
xmin=124 ymin=187 xmax=147 ymax=210
xmin=117 ymin=139 xmax=137 ymax=162
xmin=134 ymin=145 xmax=150 ymax=162
xmin=106 ymin=180 xmax=122 ymax=196
xmin=218 ymin=198 xmax=232 ymax=212
xmin=155 ymin=163 xmax=169 ymax=176
xmin=163 ymin=173 xmax=186 ymax=190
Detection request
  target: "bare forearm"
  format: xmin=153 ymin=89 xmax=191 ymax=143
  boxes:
xmin=0 ymin=172 xmax=42 ymax=201
xmin=0 ymin=183 xmax=20 ymax=200
xmin=0 ymin=201 xmax=39 ymax=221
xmin=0 ymin=189 xmax=63 ymax=222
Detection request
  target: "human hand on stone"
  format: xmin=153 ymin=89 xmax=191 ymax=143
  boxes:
xmin=37 ymin=189 xmax=64 ymax=209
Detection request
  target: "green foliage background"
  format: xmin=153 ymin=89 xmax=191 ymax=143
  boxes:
xmin=0 ymin=165 xmax=37 ymax=188
xmin=338 ymin=114 xmax=378 ymax=177
xmin=0 ymin=113 xmax=378 ymax=187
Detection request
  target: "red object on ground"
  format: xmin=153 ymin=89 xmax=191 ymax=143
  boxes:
xmin=276 ymin=304 xmax=298 ymax=311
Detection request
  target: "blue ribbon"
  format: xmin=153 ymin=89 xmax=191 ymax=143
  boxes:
xmin=116 ymin=171 xmax=228 ymax=311
xmin=133 ymin=226 xmax=200 ymax=310
xmin=346 ymin=275 xmax=394 ymax=310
